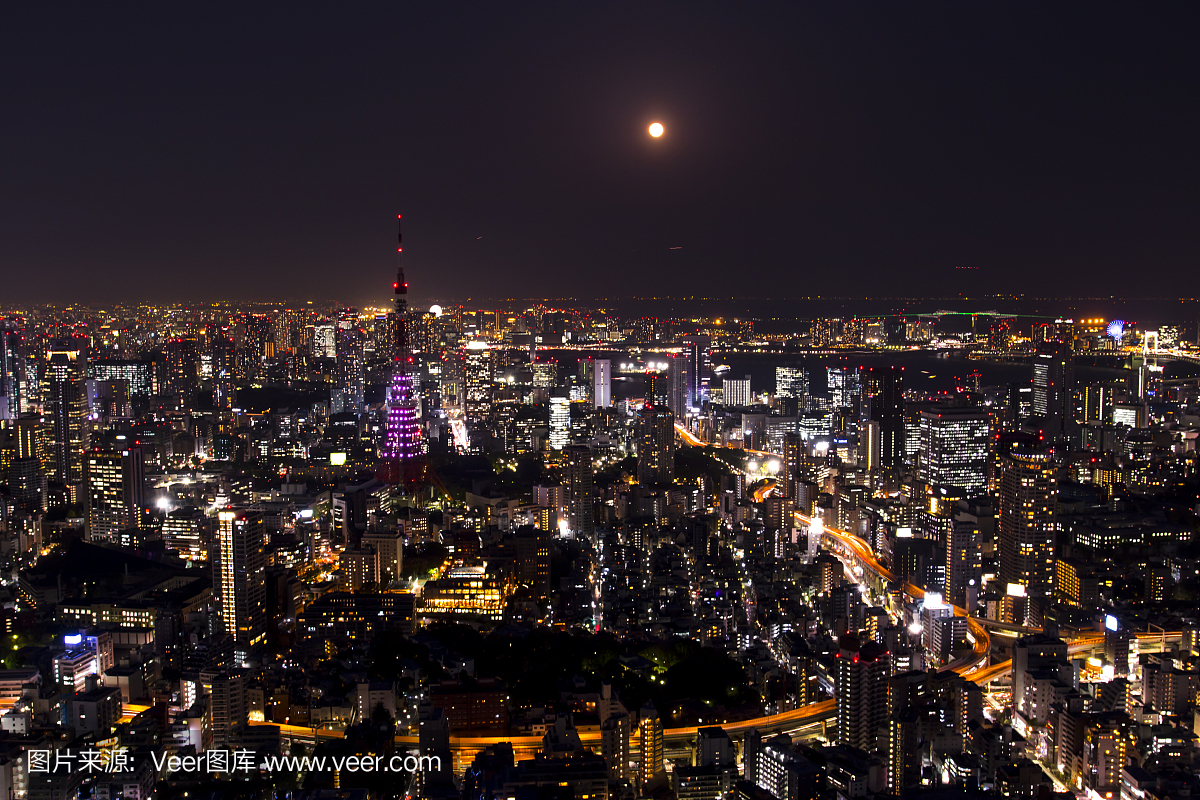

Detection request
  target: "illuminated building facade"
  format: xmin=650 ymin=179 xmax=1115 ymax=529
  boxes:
xmin=163 ymin=506 xmax=208 ymax=561
xmin=549 ymin=396 xmax=570 ymax=450
xmin=998 ymin=449 xmax=1057 ymax=598
xmin=775 ymin=366 xmax=808 ymax=400
xmin=419 ymin=565 xmax=506 ymax=622
xmin=84 ymin=450 xmax=125 ymax=542
xmin=592 ymin=358 xmax=611 ymax=409
xmin=637 ymin=406 xmax=675 ymax=487
xmin=463 ymin=341 xmax=494 ymax=427
xmin=918 ymin=407 xmax=991 ymax=495
xmin=835 ymin=637 xmax=890 ymax=752
xmin=217 ymin=508 xmax=267 ymax=658
xmin=722 ymin=376 xmax=751 ymax=408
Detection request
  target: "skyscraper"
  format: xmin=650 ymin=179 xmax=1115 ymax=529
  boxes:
xmin=826 ymin=367 xmax=860 ymax=409
xmin=645 ymin=372 xmax=670 ymax=407
xmin=549 ymin=396 xmax=570 ymax=450
xmin=637 ymin=406 xmax=675 ymax=487
xmin=592 ymin=358 xmax=611 ymax=409
xmin=998 ymin=449 xmax=1057 ymax=597
xmin=84 ymin=450 xmax=125 ymax=542
xmin=869 ymin=366 xmax=905 ymax=467
xmin=681 ymin=335 xmax=711 ymax=407
xmin=918 ymin=407 xmax=992 ymax=495
xmin=45 ymin=351 xmax=86 ymax=492
xmin=667 ymin=353 xmax=692 ymax=416
xmin=216 ymin=508 xmax=267 ymax=658
xmin=0 ymin=323 xmax=23 ymax=420
xmin=463 ymin=341 xmax=494 ymax=427
xmin=774 ymin=366 xmax=807 ymax=400
xmin=1031 ymin=342 xmax=1074 ymax=444
xmin=332 ymin=316 xmax=365 ymax=414
xmin=563 ymin=444 xmax=594 ymax=540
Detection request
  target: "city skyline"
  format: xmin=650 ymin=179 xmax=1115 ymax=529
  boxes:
xmin=5 ymin=5 xmax=1200 ymax=798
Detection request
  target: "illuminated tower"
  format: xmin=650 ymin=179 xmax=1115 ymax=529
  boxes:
xmin=378 ymin=215 xmax=423 ymax=485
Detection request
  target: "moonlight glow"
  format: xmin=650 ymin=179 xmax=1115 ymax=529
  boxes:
xmin=648 ymin=122 xmax=664 ymax=138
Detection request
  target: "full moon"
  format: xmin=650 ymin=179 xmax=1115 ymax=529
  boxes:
xmin=648 ymin=122 xmax=664 ymax=138
xmin=429 ymin=304 xmax=443 ymax=317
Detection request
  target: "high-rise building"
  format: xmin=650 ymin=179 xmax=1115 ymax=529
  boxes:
xmin=667 ymin=354 xmax=692 ymax=415
xmin=868 ymin=366 xmax=904 ymax=467
xmin=216 ymin=508 xmax=267 ymax=658
xmin=1031 ymin=343 xmax=1074 ymax=444
xmin=313 ymin=324 xmax=337 ymax=358
xmin=918 ymin=407 xmax=991 ymax=495
xmin=210 ymin=333 xmax=236 ymax=411
xmin=84 ymin=450 xmax=125 ymax=542
xmin=0 ymin=324 xmax=23 ymax=420
xmin=826 ymin=367 xmax=859 ymax=409
xmin=332 ymin=317 xmax=365 ymax=414
xmin=723 ymin=376 xmax=751 ymax=408
xmin=45 ymin=351 xmax=86 ymax=491
xmin=163 ymin=506 xmax=207 ymax=561
xmin=15 ymin=413 xmax=50 ymax=475
xmin=514 ymin=526 xmax=551 ymax=596
xmin=998 ymin=449 xmax=1057 ymax=597
xmin=681 ymin=336 xmax=711 ymax=405
xmin=601 ymin=713 xmax=631 ymax=782
xmin=464 ymin=341 xmax=494 ymax=427
xmin=549 ymin=396 xmax=570 ymax=450
xmin=860 ymin=419 xmax=881 ymax=472
xmin=645 ymin=372 xmax=670 ymax=407
xmin=637 ymin=406 xmax=675 ymax=487
xmin=775 ymin=366 xmax=808 ymax=400
xmin=563 ymin=444 xmax=594 ymax=540
xmin=163 ymin=339 xmax=200 ymax=410
xmin=592 ymin=358 xmax=611 ymax=409
xmin=835 ymin=636 xmax=891 ymax=752
xmin=782 ymin=432 xmax=804 ymax=499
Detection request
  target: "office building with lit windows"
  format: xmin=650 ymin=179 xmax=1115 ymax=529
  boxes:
xmin=918 ymin=407 xmax=991 ymax=495
xmin=775 ymin=366 xmax=808 ymax=400
xmin=464 ymin=340 xmax=494 ymax=427
xmin=722 ymin=376 xmax=751 ymax=408
xmin=549 ymin=396 xmax=570 ymax=450
xmin=419 ymin=565 xmax=506 ymax=622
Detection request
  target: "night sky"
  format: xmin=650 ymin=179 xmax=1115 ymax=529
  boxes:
xmin=2 ymin=4 xmax=1198 ymax=306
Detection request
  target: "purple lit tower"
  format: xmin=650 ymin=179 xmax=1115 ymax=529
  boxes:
xmin=378 ymin=214 xmax=423 ymax=485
